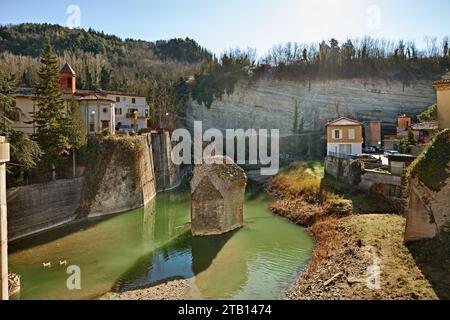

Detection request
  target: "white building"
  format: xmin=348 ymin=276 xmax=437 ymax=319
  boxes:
xmin=12 ymin=63 xmax=150 ymax=135
xmin=104 ymin=92 xmax=149 ymax=130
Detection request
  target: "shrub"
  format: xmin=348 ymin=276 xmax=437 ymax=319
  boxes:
xmin=101 ymin=128 xmax=110 ymax=137
xmin=348 ymin=160 xmax=364 ymax=186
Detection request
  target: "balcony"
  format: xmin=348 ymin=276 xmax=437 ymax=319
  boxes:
xmin=126 ymin=113 xmax=148 ymax=119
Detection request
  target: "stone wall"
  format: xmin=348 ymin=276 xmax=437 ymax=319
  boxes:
xmin=6 ymin=178 xmax=84 ymax=241
xmin=325 ymin=157 xmax=403 ymax=205
xmin=405 ymin=177 xmax=450 ymax=242
xmin=324 ymin=156 xmax=350 ymax=182
xmin=151 ymin=132 xmax=182 ymax=192
xmin=359 ymin=170 xmax=403 ymax=205
xmin=7 ymin=133 xmax=183 ymax=241
xmin=79 ymin=136 xmax=157 ymax=218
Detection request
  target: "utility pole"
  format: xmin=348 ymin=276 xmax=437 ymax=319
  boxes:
xmin=0 ymin=136 xmax=10 ymax=300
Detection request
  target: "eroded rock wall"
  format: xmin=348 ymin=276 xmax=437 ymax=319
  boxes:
xmin=186 ymin=78 xmax=435 ymax=158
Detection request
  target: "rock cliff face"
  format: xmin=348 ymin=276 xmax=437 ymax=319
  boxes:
xmin=186 ymin=78 xmax=436 ymax=159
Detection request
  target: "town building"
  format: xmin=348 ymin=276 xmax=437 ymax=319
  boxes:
xmin=396 ymin=114 xmax=413 ymax=139
xmin=12 ymin=63 xmax=149 ymax=135
xmin=432 ymin=79 xmax=450 ymax=130
xmin=106 ymin=92 xmax=149 ymax=131
xmin=363 ymin=121 xmax=382 ymax=149
xmin=325 ymin=117 xmax=363 ymax=157
xmin=410 ymin=121 xmax=439 ymax=144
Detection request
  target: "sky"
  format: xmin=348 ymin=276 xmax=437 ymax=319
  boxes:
xmin=1 ymin=0 xmax=450 ymax=56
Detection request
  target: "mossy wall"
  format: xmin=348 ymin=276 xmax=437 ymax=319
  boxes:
xmin=407 ymin=129 xmax=450 ymax=191
xmin=77 ymin=135 xmax=157 ymax=218
xmin=405 ymin=129 xmax=450 ymax=242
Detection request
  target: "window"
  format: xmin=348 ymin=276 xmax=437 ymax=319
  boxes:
xmin=348 ymin=129 xmax=355 ymax=140
xmin=116 ymin=97 xmax=120 ymax=102
xmin=115 ymin=108 xmax=122 ymax=115
xmin=145 ymin=109 xmax=149 ymax=118
xmin=333 ymin=129 xmax=341 ymax=139
xmin=67 ymin=77 xmax=72 ymax=89
xmin=132 ymin=98 xmax=136 ymax=104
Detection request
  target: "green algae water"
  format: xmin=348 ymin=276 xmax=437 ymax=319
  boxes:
xmin=8 ymin=191 xmax=314 ymax=300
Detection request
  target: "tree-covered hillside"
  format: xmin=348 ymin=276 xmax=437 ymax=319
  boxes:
xmin=0 ymin=23 xmax=212 ymax=94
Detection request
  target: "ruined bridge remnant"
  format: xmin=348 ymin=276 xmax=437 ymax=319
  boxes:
xmin=191 ymin=156 xmax=247 ymax=236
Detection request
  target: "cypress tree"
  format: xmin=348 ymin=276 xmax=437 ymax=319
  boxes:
xmin=33 ymin=40 xmax=70 ymax=170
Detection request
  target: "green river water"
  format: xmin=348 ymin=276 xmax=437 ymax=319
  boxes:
xmin=8 ymin=191 xmax=314 ymax=300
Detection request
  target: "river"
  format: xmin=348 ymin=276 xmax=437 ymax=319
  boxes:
xmin=8 ymin=190 xmax=314 ymax=300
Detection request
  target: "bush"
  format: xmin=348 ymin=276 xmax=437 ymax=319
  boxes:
xmin=101 ymin=128 xmax=110 ymax=137
xmin=348 ymin=160 xmax=364 ymax=186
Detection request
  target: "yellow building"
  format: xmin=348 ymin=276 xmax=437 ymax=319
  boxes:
xmin=433 ymin=79 xmax=450 ymax=130
xmin=325 ymin=117 xmax=363 ymax=157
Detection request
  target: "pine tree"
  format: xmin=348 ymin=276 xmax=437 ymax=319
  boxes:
xmin=99 ymin=65 xmax=111 ymax=90
xmin=33 ymin=40 xmax=71 ymax=169
xmin=64 ymin=97 xmax=87 ymax=149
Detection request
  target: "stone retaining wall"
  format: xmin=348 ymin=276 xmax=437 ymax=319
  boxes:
xmin=7 ymin=178 xmax=84 ymax=241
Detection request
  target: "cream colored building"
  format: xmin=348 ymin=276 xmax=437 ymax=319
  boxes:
xmin=12 ymin=63 xmax=149 ymax=135
xmin=433 ymin=80 xmax=450 ymax=130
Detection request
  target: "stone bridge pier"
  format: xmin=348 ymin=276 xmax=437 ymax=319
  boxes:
xmin=191 ymin=156 xmax=247 ymax=236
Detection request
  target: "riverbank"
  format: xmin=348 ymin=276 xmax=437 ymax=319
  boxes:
xmin=101 ymin=279 xmax=189 ymax=300
xmin=268 ymin=161 xmax=439 ymax=300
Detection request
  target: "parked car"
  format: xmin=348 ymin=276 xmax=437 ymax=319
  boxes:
xmin=352 ymin=154 xmax=382 ymax=163
xmin=364 ymin=146 xmax=383 ymax=154
xmin=117 ymin=124 xmax=135 ymax=135
xmin=384 ymin=150 xmax=400 ymax=157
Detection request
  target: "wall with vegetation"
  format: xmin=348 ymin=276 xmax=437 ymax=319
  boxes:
xmin=405 ymin=129 xmax=450 ymax=241
xmin=77 ymin=135 xmax=157 ymax=218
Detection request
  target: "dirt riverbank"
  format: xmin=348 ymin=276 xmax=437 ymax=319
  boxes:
xmin=101 ymin=279 xmax=189 ymax=300
xmin=268 ymin=161 xmax=439 ymax=300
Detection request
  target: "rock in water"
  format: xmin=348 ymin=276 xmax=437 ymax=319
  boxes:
xmin=8 ymin=273 xmax=21 ymax=297
xmin=191 ymin=156 xmax=247 ymax=236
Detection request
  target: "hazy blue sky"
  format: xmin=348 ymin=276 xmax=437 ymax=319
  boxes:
xmin=1 ymin=0 xmax=449 ymax=55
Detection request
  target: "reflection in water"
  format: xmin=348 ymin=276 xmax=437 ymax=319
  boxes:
xmin=9 ymin=191 xmax=314 ymax=300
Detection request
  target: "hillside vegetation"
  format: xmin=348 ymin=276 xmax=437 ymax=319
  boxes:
xmin=0 ymin=23 xmax=211 ymax=94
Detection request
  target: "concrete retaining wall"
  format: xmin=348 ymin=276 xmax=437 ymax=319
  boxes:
xmin=7 ymin=178 xmax=84 ymax=241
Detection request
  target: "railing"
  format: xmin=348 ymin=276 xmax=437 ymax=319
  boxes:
xmin=327 ymin=152 xmax=352 ymax=160
xmin=126 ymin=113 xmax=148 ymax=119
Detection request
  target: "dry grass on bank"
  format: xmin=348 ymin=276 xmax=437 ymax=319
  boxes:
xmin=268 ymin=161 xmax=438 ymax=300
xmin=288 ymin=215 xmax=438 ymax=300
